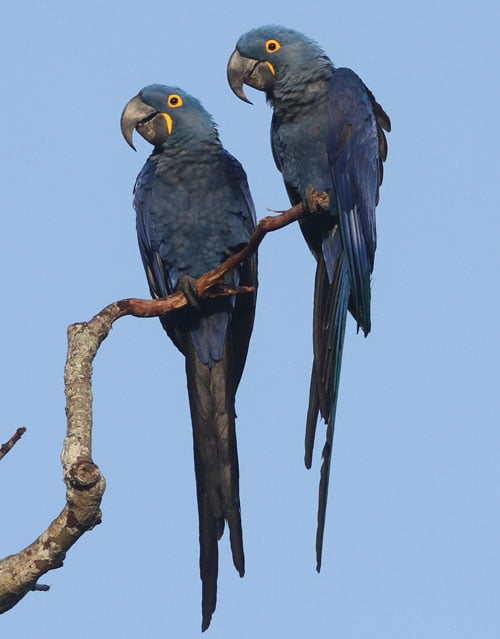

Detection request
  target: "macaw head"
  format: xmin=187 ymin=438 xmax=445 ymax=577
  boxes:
xmin=121 ymin=84 xmax=218 ymax=150
xmin=227 ymin=25 xmax=332 ymax=104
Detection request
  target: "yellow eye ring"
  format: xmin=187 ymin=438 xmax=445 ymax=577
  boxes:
xmin=265 ymin=39 xmax=281 ymax=53
xmin=167 ymin=94 xmax=183 ymax=108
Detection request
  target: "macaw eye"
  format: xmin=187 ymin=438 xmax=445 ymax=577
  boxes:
xmin=265 ymin=39 xmax=281 ymax=53
xmin=167 ymin=94 xmax=183 ymax=108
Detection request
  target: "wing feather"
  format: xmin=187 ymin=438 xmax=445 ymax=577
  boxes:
xmin=133 ymin=156 xmax=188 ymax=352
xmin=327 ymin=68 xmax=390 ymax=334
xmin=220 ymin=150 xmax=258 ymax=389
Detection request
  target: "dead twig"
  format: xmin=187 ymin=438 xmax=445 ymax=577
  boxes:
xmin=0 ymin=428 xmax=27 ymax=462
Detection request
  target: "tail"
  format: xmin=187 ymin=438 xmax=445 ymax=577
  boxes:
xmin=184 ymin=336 xmax=244 ymax=632
xmin=305 ymin=232 xmax=350 ymax=572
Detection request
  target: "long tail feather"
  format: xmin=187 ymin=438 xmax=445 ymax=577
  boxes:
xmin=306 ymin=230 xmax=350 ymax=571
xmin=185 ymin=336 xmax=244 ymax=631
xmin=197 ymin=491 xmax=219 ymax=631
xmin=305 ymin=363 xmax=320 ymax=469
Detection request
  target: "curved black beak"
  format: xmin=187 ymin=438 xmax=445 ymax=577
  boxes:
xmin=227 ymin=49 xmax=275 ymax=103
xmin=120 ymin=94 xmax=158 ymax=151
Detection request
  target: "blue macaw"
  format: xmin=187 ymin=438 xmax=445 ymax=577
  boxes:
xmin=121 ymin=85 xmax=257 ymax=631
xmin=228 ymin=26 xmax=390 ymax=570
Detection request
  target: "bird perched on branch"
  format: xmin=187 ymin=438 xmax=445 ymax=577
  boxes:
xmin=228 ymin=25 xmax=390 ymax=571
xmin=121 ymin=85 xmax=257 ymax=631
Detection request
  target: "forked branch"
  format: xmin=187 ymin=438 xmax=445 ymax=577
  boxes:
xmin=0 ymin=195 xmax=313 ymax=613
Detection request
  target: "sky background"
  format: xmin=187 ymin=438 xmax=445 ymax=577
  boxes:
xmin=1 ymin=0 xmax=499 ymax=637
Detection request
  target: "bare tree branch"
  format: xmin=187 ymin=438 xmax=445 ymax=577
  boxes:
xmin=0 ymin=428 xmax=27 ymax=462
xmin=97 ymin=198 xmax=306 ymax=325
xmin=0 ymin=196 xmax=310 ymax=613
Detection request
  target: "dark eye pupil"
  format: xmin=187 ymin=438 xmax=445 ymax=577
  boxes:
xmin=170 ymin=97 xmax=178 ymax=105
xmin=269 ymin=42 xmax=276 ymax=50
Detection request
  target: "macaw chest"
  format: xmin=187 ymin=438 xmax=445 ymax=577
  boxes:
xmin=273 ymin=111 xmax=332 ymax=196
xmin=148 ymin=170 xmax=240 ymax=281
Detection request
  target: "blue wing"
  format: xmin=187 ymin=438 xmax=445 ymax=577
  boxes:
xmin=133 ymin=157 xmax=171 ymax=299
xmin=219 ymin=149 xmax=258 ymax=388
xmin=327 ymin=67 xmax=390 ymax=335
xmin=133 ymin=156 xmax=192 ymax=355
xmin=220 ymin=148 xmax=257 ymax=237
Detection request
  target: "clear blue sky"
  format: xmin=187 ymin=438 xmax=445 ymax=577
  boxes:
xmin=1 ymin=1 xmax=499 ymax=637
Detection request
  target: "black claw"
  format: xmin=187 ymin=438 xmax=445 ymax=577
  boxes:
xmin=178 ymin=275 xmax=201 ymax=310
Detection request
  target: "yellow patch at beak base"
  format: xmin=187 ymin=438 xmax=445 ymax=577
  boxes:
xmin=162 ymin=113 xmax=173 ymax=134
xmin=265 ymin=61 xmax=276 ymax=76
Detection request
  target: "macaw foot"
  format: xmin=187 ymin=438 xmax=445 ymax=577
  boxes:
xmin=178 ymin=275 xmax=201 ymax=310
xmin=303 ymin=185 xmax=330 ymax=214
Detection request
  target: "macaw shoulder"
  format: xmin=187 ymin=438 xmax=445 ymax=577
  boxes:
xmin=328 ymin=68 xmax=378 ymax=125
xmin=328 ymin=67 xmax=390 ymax=140
xmin=326 ymin=67 xmax=390 ymax=189
xmin=133 ymin=156 xmax=156 ymax=205
xmin=220 ymin=149 xmax=257 ymax=234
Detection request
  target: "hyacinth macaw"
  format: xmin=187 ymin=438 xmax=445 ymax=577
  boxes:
xmin=121 ymin=85 xmax=257 ymax=630
xmin=228 ymin=26 xmax=390 ymax=570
